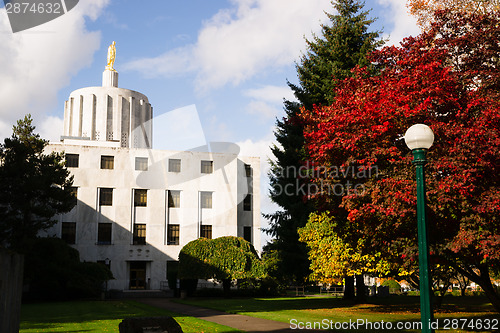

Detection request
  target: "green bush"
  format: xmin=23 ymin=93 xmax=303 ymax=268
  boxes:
xmin=178 ymin=236 xmax=266 ymax=295
xmin=23 ymin=237 xmax=113 ymax=300
xmin=381 ymin=279 xmax=401 ymax=293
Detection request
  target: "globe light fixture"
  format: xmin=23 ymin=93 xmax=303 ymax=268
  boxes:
xmin=405 ymin=123 xmax=435 ymax=333
xmin=404 ymin=124 xmax=435 ymax=150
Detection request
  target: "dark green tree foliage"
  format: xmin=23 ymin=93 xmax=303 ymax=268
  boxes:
xmin=23 ymin=237 xmax=113 ymax=300
xmin=265 ymin=0 xmax=384 ymax=285
xmin=178 ymin=236 xmax=265 ymax=294
xmin=0 ymin=115 xmax=75 ymax=250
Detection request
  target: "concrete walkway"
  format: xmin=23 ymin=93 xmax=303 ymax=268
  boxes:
xmin=137 ymin=298 xmax=322 ymax=332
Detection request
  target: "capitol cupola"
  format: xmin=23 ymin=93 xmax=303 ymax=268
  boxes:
xmin=61 ymin=41 xmax=153 ymax=149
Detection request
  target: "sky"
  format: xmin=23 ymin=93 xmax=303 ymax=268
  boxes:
xmin=0 ymin=0 xmax=421 ymax=249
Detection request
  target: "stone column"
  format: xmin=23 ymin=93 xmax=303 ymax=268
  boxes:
xmin=102 ymin=69 xmax=119 ymax=87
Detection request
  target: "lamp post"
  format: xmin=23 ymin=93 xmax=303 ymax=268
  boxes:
xmin=404 ymin=124 xmax=434 ymax=333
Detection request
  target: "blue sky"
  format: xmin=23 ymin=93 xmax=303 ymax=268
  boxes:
xmin=0 ymin=0 xmax=420 ymax=248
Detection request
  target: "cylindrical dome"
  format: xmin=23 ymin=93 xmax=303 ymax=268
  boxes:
xmin=62 ymin=70 xmax=153 ymax=149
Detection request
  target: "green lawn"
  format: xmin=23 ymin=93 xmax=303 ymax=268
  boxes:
xmin=20 ymin=300 xmax=241 ymax=333
xmin=176 ymin=295 xmax=499 ymax=332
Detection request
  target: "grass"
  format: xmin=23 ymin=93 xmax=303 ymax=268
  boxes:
xmin=20 ymin=300 xmax=241 ymax=333
xmin=176 ymin=295 xmax=500 ymax=332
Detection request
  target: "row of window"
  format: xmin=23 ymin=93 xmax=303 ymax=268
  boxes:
xmin=61 ymin=222 xmax=249 ymax=246
xmin=89 ymin=188 xmax=251 ymax=210
xmin=95 ymin=188 xmax=221 ymax=209
xmin=66 ymin=154 xmax=253 ymax=177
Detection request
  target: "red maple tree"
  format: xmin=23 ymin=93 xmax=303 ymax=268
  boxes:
xmin=301 ymin=10 xmax=500 ymax=312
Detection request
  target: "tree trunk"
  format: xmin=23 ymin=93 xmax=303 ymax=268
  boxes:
xmin=477 ymin=267 xmax=500 ymax=314
xmin=453 ymin=263 xmax=500 ymax=313
xmin=355 ymin=274 xmax=366 ymax=302
xmin=222 ymin=279 xmax=231 ymax=297
xmin=343 ymin=275 xmax=355 ymax=300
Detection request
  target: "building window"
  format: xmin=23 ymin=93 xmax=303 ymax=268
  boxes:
xmin=200 ymin=225 xmax=212 ymax=239
xmin=101 ymin=155 xmax=114 ymax=169
xmin=97 ymin=259 xmax=111 ymax=270
xmin=168 ymin=159 xmax=181 ymax=172
xmin=99 ymin=188 xmax=113 ymax=206
xmin=243 ymin=194 xmax=252 ymax=211
xmin=66 ymin=153 xmax=79 ymax=168
xmin=69 ymin=187 xmax=78 ymax=198
xmin=135 ymin=157 xmax=148 ymax=171
xmin=168 ymin=190 xmax=180 ymax=208
xmin=200 ymin=191 xmax=212 ymax=209
xmin=167 ymin=224 xmax=180 ymax=245
xmin=166 ymin=260 xmax=179 ymax=281
xmin=98 ymin=223 xmax=112 ymax=245
xmin=134 ymin=189 xmax=148 ymax=207
xmin=61 ymin=222 xmax=76 ymax=244
xmin=243 ymin=226 xmax=252 ymax=243
xmin=201 ymin=160 xmax=213 ymax=174
xmin=133 ymin=224 xmax=146 ymax=245
xmin=245 ymin=164 xmax=252 ymax=177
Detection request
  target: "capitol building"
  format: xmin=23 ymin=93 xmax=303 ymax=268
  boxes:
xmin=45 ymin=43 xmax=260 ymax=291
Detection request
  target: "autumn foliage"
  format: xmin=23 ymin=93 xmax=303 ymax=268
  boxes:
xmin=301 ymin=10 xmax=500 ymax=311
xmin=407 ymin=0 xmax=500 ymax=28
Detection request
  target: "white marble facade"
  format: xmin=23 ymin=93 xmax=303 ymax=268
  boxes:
xmin=45 ymin=70 xmax=260 ymax=291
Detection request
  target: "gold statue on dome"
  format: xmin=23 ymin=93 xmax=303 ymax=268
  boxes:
xmin=105 ymin=41 xmax=116 ymax=71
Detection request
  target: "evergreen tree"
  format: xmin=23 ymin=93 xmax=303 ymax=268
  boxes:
xmin=265 ymin=0 xmax=384 ymax=287
xmin=0 ymin=115 xmax=76 ymax=251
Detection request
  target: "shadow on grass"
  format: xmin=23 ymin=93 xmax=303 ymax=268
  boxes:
xmin=20 ymin=300 xmax=243 ymax=333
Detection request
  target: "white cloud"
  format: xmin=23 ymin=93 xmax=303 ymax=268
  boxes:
xmin=378 ymin=0 xmax=421 ymax=45
xmin=244 ymin=85 xmax=296 ymax=119
xmin=123 ymin=0 xmax=331 ymax=91
xmin=247 ymin=100 xmax=280 ymax=119
xmin=39 ymin=116 xmax=64 ymax=142
xmin=0 ymin=0 xmax=109 ymax=140
xmin=245 ymin=85 xmax=295 ymax=103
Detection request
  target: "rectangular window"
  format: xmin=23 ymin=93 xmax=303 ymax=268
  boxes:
xmin=168 ymin=158 xmax=181 ymax=172
xmin=97 ymin=260 xmax=111 ymax=270
xmin=61 ymin=222 xmax=76 ymax=244
xmin=166 ymin=260 xmax=179 ymax=281
xmin=200 ymin=225 xmax=212 ymax=239
xmin=200 ymin=191 xmax=212 ymax=209
xmin=69 ymin=187 xmax=78 ymax=198
xmin=168 ymin=190 xmax=181 ymax=208
xmin=97 ymin=223 xmax=112 ymax=245
xmin=245 ymin=164 xmax=252 ymax=177
xmin=134 ymin=189 xmax=148 ymax=207
xmin=201 ymin=160 xmax=213 ymax=174
xmin=135 ymin=157 xmax=148 ymax=171
xmin=167 ymin=224 xmax=180 ymax=245
xmin=243 ymin=194 xmax=252 ymax=211
xmin=101 ymin=155 xmax=114 ymax=169
xmin=133 ymin=224 xmax=146 ymax=245
xmin=99 ymin=188 xmax=113 ymax=206
xmin=243 ymin=226 xmax=252 ymax=243
xmin=66 ymin=153 xmax=79 ymax=168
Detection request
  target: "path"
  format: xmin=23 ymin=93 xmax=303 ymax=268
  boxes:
xmin=137 ymin=298 xmax=322 ymax=332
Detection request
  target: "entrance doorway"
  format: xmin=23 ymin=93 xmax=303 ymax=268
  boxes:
xmin=129 ymin=261 xmax=147 ymax=290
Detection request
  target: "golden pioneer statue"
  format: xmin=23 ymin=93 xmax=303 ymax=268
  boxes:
xmin=105 ymin=41 xmax=116 ymax=71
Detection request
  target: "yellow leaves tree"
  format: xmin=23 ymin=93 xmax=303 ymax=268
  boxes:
xmin=298 ymin=212 xmax=392 ymax=285
xmin=407 ymin=0 xmax=500 ymax=28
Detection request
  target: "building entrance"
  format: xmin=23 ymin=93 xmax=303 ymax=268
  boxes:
xmin=129 ymin=261 xmax=147 ymax=290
